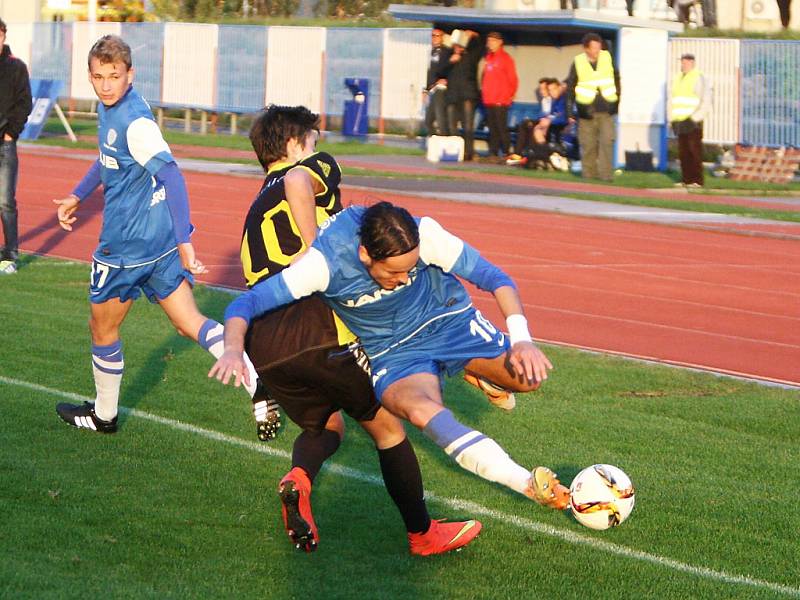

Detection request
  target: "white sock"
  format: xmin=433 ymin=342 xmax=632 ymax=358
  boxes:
xmin=198 ymin=319 xmax=258 ymax=397
xmin=423 ymin=409 xmax=530 ymax=496
xmin=92 ymin=341 xmax=124 ymax=422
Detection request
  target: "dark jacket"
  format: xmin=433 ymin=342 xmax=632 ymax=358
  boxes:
xmin=444 ymin=35 xmax=482 ymax=104
xmin=0 ymin=44 xmax=33 ymax=140
xmin=565 ymin=58 xmax=621 ymax=120
xmin=427 ymin=45 xmax=453 ymax=89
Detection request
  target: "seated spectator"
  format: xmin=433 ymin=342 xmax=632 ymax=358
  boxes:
xmin=509 ymin=78 xmax=553 ymax=162
xmin=535 ymin=77 xmax=550 ymax=104
xmin=533 ymin=79 xmax=567 ymax=145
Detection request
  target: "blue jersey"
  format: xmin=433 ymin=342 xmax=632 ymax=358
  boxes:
xmin=227 ymin=205 xmax=515 ymax=359
xmin=94 ymin=86 xmax=176 ymax=267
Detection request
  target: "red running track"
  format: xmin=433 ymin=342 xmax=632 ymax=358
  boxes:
xmin=16 ymin=151 xmax=800 ymax=387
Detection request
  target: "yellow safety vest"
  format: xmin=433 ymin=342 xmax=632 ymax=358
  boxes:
xmin=574 ymin=50 xmax=618 ymax=105
xmin=671 ymin=68 xmax=702 ymax=122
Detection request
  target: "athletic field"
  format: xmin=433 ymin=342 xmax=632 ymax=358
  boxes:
xmin=1 ymin=257 xmax=798 ymax=599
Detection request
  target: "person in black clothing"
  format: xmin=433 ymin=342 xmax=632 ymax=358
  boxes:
xmin=424 ymin=28 xmax=452 ymax=136
xmin=777 ymin=0 xmax=791 ymax=28
xmin=0 ymin=18 xmax=32 ymax=275
xmin=444 ymin=30 xmax=481 ymax=161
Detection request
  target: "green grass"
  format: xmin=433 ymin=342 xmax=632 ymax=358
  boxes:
xmin=39 ymin=118 xmax=425 ymax=156
xmin=453 ymin=163 xmax=800 ymax=193
xmin=1 ymin=255 xmax=799 ymax=599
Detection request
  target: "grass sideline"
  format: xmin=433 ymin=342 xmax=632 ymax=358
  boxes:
xmin=1 ymin=255 xmax=798 ymax=599
xmin=39 ymin=118 xmax=425 ymax=156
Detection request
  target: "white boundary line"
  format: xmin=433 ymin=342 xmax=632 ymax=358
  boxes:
xmin=3 ymin=374 xmax=799 ymax=598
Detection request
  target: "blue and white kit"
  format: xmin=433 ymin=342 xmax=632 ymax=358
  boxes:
xmin=227 ymin=205 xmax=517 ymax=397
xmin=70 ymin=86 xmax=193 ymax=302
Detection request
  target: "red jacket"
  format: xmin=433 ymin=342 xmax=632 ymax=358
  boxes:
xmin=481 ymin=48 xmax=518 ymax=106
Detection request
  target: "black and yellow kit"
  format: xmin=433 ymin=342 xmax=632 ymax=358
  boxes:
xmin=240 ymin=151 xmax=378 ymax=430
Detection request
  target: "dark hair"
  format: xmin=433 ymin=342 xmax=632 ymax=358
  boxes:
xmin=0 ymin=19 xmax=7 ymax=34
xmin=249 ymin=104 xmax=320 ymax=170
xmin=359 ymin=201 xmax=419 ymax=261
xmin=88 ymin=35 xmax=132 ymax=70
xmin=581 ymin=33 xmax=603 ymax=47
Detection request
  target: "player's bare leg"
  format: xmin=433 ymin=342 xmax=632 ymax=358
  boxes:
xmin=463 ymin=355 xmax=569 ymax=509
xmin=461 ymin=350 xmax=545 ymax=411
xmin=381 ymin=373 xmax=564 ymax=508
xmin=56 ymin=297 xmax=132 ymax=431
xmin=159 ymin=280 xmax=279 ymax=438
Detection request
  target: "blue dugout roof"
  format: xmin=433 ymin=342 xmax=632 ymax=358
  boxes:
xmin=388 ymin=6 xmax=682 ymax=45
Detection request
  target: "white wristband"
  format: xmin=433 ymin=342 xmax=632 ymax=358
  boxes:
xmin=506 ymin=314 xmax=532 ymax=346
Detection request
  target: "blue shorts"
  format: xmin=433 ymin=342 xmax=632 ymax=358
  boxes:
xmin=89 ymin=250 xmax=194 ymax=304
xmin=370 ymin=306 xmax=510 ymax=400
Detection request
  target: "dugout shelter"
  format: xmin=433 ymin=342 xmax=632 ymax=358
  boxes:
xmin=389 ymin=5 xmax=683 ymax=170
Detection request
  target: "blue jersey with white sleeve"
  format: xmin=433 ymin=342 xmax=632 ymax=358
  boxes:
xmin=226 ymin=205 xmax=515 ymax=359
xmin=94 ymin=86 xmax=177 ymax=267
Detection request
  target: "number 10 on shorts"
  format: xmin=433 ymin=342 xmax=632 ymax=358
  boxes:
xmin=469 ymin=310 xmax=504 ymax=347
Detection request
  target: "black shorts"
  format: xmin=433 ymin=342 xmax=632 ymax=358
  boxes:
xmin=259 ymin=345 xmax=379 ymax=434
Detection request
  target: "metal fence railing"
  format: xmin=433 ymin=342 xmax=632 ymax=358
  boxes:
xmin=740 ymin=40 xmax=800 ymax=148
xmin=11 ymin=21 xmax=800 ymax=147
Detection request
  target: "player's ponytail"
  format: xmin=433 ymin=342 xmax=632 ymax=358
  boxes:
xmin=359 ymin=201 xmax=419 ymax=261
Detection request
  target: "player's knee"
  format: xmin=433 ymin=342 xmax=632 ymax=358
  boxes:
xmin=89 ymin=316 xmax=118 ymax=345
xmin=324 ymin=411 xmax=346 ymax=439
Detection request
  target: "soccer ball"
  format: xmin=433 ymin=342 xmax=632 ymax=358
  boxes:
xmin=569 ymin=464 xmax=635 ymax=530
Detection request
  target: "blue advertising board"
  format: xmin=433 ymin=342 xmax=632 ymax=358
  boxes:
xmin=20 ymin=79 xmax=64 ymax=141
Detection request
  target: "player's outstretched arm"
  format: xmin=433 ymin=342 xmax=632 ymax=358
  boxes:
xmin=208 ymin=316 xmax=250 ymax=387
xmin=493 ymin=285 xmax=553 ymax=383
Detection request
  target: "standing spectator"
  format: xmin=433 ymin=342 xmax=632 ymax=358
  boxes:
xmin=672 ymin=0 xmax=695 ymax=24
xmin=777 ymin=0 xmax=791 ymax=28
xmin=445 ymin=30 xmax=481 ymax=161
xmin=566 ymin=33 xmax=620 ymax=181
xmin=625 ymin=0 xmax=635 ymax=16
xmin=0 ymin=18 xmax=33 ymax=275
xmin=481 ymin=31 xmax=518 ymax=162
xmin=424 ymin=28 xmax=451 ymax=136
xmin=670 ymin=53 xmax=711 ymax=187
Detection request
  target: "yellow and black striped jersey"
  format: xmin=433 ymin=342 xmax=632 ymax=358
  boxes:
xmin=240 ymin=151 xmax=353 ymax=371
xmin=240 ymin=151 xmax=342 ymax=288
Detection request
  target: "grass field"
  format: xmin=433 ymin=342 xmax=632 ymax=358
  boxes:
xmin=1 ymin=255 xmax=798 ymax=599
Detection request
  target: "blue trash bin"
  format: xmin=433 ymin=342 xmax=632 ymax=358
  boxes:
xmin=343 ymin=78 xmax=369 ymax=137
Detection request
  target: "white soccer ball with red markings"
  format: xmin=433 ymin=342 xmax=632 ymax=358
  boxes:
xmin=569 ymin=464 xmax=635 ymax=530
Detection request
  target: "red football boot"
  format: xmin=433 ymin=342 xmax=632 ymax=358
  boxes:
xmin=408 ymin=519 xmax=482 ymax=556
xmin=278 ymin=467 xmax=318 ymax=552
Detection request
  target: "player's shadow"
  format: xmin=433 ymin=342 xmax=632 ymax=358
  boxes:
xmin=18 ymin=189 xmax=104 ymax=257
